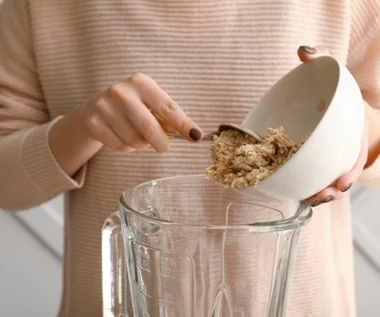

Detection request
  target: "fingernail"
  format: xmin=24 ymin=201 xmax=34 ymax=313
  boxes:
xmin=311 ymin=200 xmax=321 ymax=207
xmin=324 ymin=195 xmax=334 ymax=203
xmin=299 ymin=45 xmax=317 ymax=54
xmin=341 ymin=183 xmax=353 ymax=192
xmin=189 ymin=128 xmax=202 ymax=141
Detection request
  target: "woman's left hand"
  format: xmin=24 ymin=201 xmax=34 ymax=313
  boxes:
xmin=297 ymin=45 xmax=369 ymax=207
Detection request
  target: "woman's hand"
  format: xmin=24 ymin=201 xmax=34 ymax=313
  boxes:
xmin=79 ymin=73 xmax=203 ymax=153
xmin=297 ymin=46 xmax=369 ymax=207
xmin=49 ymin=73 xmax=203 ymax=177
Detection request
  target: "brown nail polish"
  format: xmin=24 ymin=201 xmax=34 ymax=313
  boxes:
xmin=189 ymin=128 xmax=202 ymax=141
xmin=324 ymin=195 xmax=334 ymax=203
xmin=341 ymin=183 xmax=353 ymax=192
xmin=299 ymin=45 xmax=317 ymax=54
xmin=311 ymin=200 xmax=321 ymax=207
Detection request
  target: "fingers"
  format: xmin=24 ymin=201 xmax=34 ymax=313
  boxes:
xmin=107 ymin=80 xmax=173 ymax=153
xmin=94 ymin=98 xmax=150 ymax=150
xmin=86 ymin=73 xmax=190 ymax=153
xmin=102 ymin=73 xmax=202 ymax=152
xmin=85 ymin=112 xmax=135 ymax=153
xmin=334 ymin=146 xmax=367 ymax=192
xmin=307 ymin=129 xmax=368 ymax=207
xmin=307 ymin=142 xmax=367 ymax=207
xmin=297 ymin=45 xmax=330 ymax=62
xmin=306 ymin=186 xmax=345 ymax=207
xmin=128 ymin=73 xmax=203 ymax=142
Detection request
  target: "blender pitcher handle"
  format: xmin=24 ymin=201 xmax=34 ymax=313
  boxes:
xmin=102 ymin=211 xmax=128 ymax=317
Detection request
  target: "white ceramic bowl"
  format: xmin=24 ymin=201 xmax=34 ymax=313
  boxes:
xmin=239 ymin=56 xmax=365 ymax=202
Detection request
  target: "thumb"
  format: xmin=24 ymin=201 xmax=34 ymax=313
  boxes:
xmin=297 ymin=45 xmax=330 ymax=63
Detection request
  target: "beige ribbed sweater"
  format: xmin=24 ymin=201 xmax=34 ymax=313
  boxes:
xmin=1 ymin=0 xmax=380 ymax=316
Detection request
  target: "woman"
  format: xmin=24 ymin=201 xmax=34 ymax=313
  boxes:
xmin=1 ymin=0 xmax=380 ymax=316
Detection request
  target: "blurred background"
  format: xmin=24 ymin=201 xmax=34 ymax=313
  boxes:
xmin=1 ymin=186 xmax=380 ymax=316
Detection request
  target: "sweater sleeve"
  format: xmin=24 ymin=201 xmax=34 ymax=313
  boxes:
xmin=0 ymin=0 xmax=86 ymax=211
xmin=346 ymin=0 xmax=380 ymax=187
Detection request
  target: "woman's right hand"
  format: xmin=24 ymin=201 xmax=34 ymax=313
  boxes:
xmin=49 ymin=73 xmax=203 ymax=178
xmin=78 ymin=73 xmax=203 ymax=153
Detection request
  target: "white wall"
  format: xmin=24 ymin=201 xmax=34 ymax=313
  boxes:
xmin=0 ymin=210 xmax=62 ymax=317
xmin=351 ymin=186 xmax=380 ymax=317
xmin=354 ymin=250 xmax=380 ymax=317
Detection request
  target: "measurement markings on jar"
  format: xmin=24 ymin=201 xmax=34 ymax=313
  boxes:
xmin=136 ymin=250 xmax=151 ymax=272
xmin=157 ymin=256 xmax=176 ymax=279
xmin=159 ymin=291 xmax=175 ymax=304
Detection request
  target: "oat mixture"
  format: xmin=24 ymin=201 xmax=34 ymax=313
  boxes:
xmin=205 ymin=126 xmax=310 ymax=188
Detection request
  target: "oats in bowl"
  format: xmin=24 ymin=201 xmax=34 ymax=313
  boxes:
xmin=205 ymin=126 xmax=310 ymax=188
